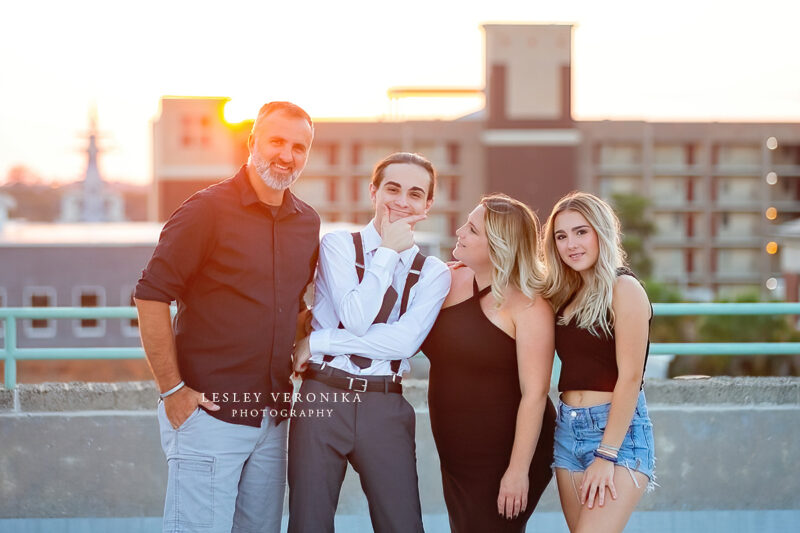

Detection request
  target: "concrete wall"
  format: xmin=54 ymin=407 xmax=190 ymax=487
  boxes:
xmin=1 ymin=377 xmax=798 ymax=519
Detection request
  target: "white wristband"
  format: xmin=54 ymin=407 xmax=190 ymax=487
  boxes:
xmin=159 ymin=380 xmax=185 ymax=399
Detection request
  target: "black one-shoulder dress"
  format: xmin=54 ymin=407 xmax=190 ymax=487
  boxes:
xmin=421 ymin=280 xmax=556 ymax=533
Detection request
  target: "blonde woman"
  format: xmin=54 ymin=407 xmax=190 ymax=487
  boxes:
xmin=421 ymin=194 xmax=556 ymax=532
xmin=542 ymin=191 xmax=655 ymax=533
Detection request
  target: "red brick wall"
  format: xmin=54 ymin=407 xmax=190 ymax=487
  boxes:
xmin=486 ymin=145 xmax=578 ymax=219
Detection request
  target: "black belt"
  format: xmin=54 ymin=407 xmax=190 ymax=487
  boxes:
xmin=305 ymin=363 xmax=402 ymax=394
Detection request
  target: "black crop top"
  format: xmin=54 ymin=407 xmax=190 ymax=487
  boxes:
xmin=554 ymin=268 xmax=651 ymax=392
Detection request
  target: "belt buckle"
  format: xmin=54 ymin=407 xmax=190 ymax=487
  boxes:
xmin=348 ymin=377 xmax=368 ymax=393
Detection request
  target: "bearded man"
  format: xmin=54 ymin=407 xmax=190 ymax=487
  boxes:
xmin=135 ymin=102 xmax=319 ymax=533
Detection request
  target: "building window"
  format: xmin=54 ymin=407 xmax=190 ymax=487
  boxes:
xmin=653 ymin=144 xmax=685 ymax=166
xmin=351 ymin=143 xmax=362 ymax=166
xmin=73 ymin=286 xmax=106 ymax=338
xmin=448 ymin=213 xmax=461 ymax=239
xmin=686 ymin=143 xmax=697 ymax=165
xmin=23 ymin=286 xmax=57 ymax=338
xmin=31 ymin=295 xmax=49 ymax=328
xmin=122 ymin=288 xmax=139 ymax=338
xmin=772 ymin=143 xmax=800 ymax=166
xmin=447 ymin=143 xmax=460 ymax=166
xmin=328 ymin=143 xmax=339 ymax=166
xmin=598 ymin=144 xmax=642 ymax=167
xmin=81 ymin=293 xmax=98 ymax=328
xmin=714 ymin=144 xmax=760 ymax=167
xmin=181 ymin=114 xmax=193 ymax=147
xmin=449 ymin=175 xmax=459 ymax=202
xmin=327 ymin=178 xmax=337 ymax=203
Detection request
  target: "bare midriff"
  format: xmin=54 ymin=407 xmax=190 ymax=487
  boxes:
xmin=561 ymin=390 xmax=614 ymax=407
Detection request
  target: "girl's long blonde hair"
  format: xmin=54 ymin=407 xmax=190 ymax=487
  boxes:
xmin=541 ymin=191 xmax=627 ymax=337
xmin=480 ymin=194 xmax=544 ymax=305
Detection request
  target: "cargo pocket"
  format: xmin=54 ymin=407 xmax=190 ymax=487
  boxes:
xmin=165 ymin=454 xmax=215 ymax=528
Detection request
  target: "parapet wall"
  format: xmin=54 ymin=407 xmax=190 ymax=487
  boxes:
xmin=1 ymin=377 xmax=798 ymax=518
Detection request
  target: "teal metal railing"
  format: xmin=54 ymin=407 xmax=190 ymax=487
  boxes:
xmin=650 ymin=302 xmax=800 ymax=355
xmin=2 ymin=303 xmax=800 ymax=389
xmin=0 ymin=307 xmax=154 ymax=390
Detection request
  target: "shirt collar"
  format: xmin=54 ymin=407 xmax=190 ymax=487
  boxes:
xmin=234 ymin=164 xmax=301 ymax=217
xmin=363 ymin=219 xmax=419 ymax=265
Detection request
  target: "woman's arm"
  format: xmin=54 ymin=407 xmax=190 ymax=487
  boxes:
xmin=580 ymin=275 xmax=650 ymax=508
xmin=497 ymin=294 xmax=555 ymax=519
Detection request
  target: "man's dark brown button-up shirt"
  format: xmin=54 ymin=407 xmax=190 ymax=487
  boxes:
xmin=135 ymin=166 xmax=319 ymax=426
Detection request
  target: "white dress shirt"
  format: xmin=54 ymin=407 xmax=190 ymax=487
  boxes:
xmin=309 ymin=220 xmax=451 ymax=376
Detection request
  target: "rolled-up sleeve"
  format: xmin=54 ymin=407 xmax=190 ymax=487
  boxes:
xmin=134 ymin=194 xmax=215 ymax=303
xmin=309 ymin=258 xmax=451 ymax=359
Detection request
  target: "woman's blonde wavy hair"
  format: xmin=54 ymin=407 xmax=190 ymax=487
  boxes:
xmin=541 ymin=191 xmax=627 ymax=337
xmin=480 ymin=194 xmax=545 ymax=306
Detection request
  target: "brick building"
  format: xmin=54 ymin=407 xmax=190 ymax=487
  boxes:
xmin=150 ymin=24 xmax=800 ymax=299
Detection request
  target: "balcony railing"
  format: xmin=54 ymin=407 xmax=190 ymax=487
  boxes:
xmin=2 ymin=303 xmax=800 ymax=389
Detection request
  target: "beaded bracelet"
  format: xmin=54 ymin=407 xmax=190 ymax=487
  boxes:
xmin=593 ymin=450 xmax=618 ymax=464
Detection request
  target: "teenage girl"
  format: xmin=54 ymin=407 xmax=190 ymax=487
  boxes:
xmin=542 ymin=191 xmax=656 ymax=533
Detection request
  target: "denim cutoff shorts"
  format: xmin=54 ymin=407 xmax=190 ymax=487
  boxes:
xmin=552 ymin=390 xmax=656 ymax=489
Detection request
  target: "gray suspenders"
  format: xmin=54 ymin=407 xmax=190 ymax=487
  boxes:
xmin=322 ymin=232 xmax=426 ymax=375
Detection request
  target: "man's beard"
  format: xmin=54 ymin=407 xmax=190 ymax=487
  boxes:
xmin=249 ymin=151 xmax=301 ymax=191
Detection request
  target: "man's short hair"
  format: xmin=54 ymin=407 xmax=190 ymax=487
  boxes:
xmin=371 ymin=152 xmax=436 ymax=201
xmin=251 ymin=101 xmax=314 ymax=135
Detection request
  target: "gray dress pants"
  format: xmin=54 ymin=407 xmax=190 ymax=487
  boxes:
xmin=287 ymin=377 xmax=425 ymax=533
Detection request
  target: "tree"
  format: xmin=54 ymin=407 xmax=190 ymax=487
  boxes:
xmin=611 ymin=193 xmax=655 ymax=278
xmin=669 ymin=291 xmax=800 ymax=377
xmin=4 ymin=165 xmax=42 ymax=185
xmin=642 ymin=279 xmax=691 ymax=347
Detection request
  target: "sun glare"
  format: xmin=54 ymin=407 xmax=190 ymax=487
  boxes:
xmin=224 ymin=99 xmax=255 ymax=125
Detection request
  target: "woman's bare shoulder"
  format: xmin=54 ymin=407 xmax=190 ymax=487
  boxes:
xmin=507 ymin=286 xmax=554 ymax=317
xmin=441 ymin=263 xmax=475 ymax=308
xmin=613 ymin=275 xmax=650 ymax=316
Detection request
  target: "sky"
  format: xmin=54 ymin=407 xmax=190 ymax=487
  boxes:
xmin=1 ymin=0 xmax=799 ymax=185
